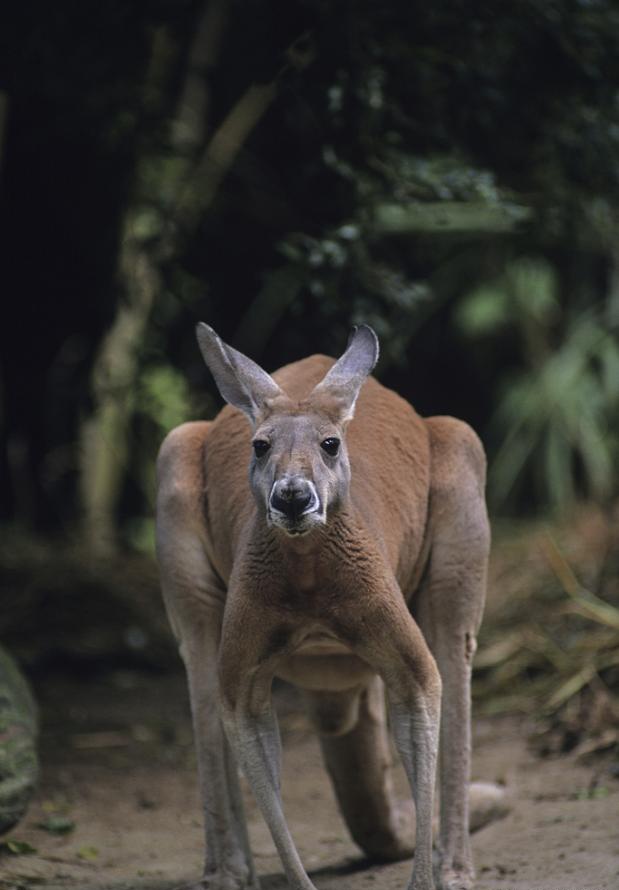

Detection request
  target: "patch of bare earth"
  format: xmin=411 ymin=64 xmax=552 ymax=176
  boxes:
xmin=1 ymin=671 xmax=618 ymax=890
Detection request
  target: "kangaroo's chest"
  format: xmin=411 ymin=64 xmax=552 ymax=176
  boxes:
xmin=274 ymin=628 xmax=375 ymax=692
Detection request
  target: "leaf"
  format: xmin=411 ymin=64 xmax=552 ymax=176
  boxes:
xmin=577 ymin=419 xmax=613 ymax=498
xmin=138 ymin=364 xmax=193 ymax=432
xmin=544 ymin=422 xmax=572 ymax=511
xmin=37 ymin=814 xmax=75 ymax=835
xmin=487 ymin=311 xmax=618 ymax=510
xmin=574 ymin=786 xmax=610 ymax=800
xmin=2 ymin=839 xmax=38 ymax=855
xmin=599 ymin=336 xmax=619 ymax=401
xmin=77 ymin=845 xmax=99 ymax=861
xmin=508 ymin=257 xmax=558 ymax=321
xmin=456 ymin=284 xmax=510 ymax=336
xmin=489 ymin=428 xmax=540 ymax=505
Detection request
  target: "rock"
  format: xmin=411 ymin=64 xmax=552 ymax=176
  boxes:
xmin=0 ymin=645 xmax=38 ymax=834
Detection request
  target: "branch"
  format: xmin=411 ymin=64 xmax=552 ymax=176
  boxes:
xmin=171 ymin=0 xmax=230 ymax=153
xmin=370 ymin=200 xmax=532 ymax=235
xmin=166 ymin=31 xmax=316 ymax=244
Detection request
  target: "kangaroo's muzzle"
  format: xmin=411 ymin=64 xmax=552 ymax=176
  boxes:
xmin=269 ymin=476 xmax=318 ymax=521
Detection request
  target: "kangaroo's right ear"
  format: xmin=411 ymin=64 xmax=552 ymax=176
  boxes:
xmin=196 ymin=323 xmax=282 ymax=425
xmin=310 ymin=324 xmax=379 ymax=423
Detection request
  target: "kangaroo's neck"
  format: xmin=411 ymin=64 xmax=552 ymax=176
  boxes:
xmin=260 ymin=502 xmax=376 ymax=593
xmin=278 ymin=532 xmax=321 ymax=592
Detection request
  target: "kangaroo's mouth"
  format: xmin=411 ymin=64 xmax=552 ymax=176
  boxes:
xmin=267 ymin=502 xmax=326 ymax=536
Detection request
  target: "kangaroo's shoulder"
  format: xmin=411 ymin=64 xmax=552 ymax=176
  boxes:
xmin=424 ymin=414 xmax=487 ymax=491
xmin=156 ymin=421 xmax=212 ymax=522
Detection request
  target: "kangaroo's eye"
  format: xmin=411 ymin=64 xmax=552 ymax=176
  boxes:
xmin=252 ymin=439 xmax=270 ymax=458
xmin=320 ymin=437 xmax=340 ymax=456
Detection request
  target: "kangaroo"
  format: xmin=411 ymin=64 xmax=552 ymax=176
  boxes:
xmin=156 ymin=324 xmax=492 ymax=890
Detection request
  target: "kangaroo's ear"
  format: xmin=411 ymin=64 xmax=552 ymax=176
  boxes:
xmin=311 ymin=324 xmax=379 ymax=422
xmin=196 ymin=323 xmax=282 ymax=424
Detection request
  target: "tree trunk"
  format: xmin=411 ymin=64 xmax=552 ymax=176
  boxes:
xmin=79 ymin=10 xmax=314 ymax=554
xmin=79 ymin=0 xmax=227 ymax=555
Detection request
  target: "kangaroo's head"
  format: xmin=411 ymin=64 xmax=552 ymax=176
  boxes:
xmin=197 ymin=324 xmax=379 ymax=536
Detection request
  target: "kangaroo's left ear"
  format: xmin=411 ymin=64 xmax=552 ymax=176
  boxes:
xmin=196 ymin=323 xmax=282 ymax=425
xmin=311 ymin=324 xmax=379 ymax=422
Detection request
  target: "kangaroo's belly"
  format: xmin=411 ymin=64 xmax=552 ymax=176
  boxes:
xmin=275 ymin=633 xmax=375 ymax=691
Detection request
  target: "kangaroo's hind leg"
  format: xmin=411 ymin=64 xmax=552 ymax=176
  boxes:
xmin=305 ymin=677 xmax=416 ymax=862
xmin=415 ymin=416 xmax=491 ymax=890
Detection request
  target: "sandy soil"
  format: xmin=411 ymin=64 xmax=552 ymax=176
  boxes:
xmin=1 ymin=669 xmax=618 ymax=890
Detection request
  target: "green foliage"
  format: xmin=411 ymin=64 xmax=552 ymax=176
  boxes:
xmin=461 ymin=257 xmax=619 ymax=511
xmin=137 ymin=364 xmax=193 ymax=434
xmin=490 ymin=317 xmax=619 ymax=511
xmin=125 ymin=363 xmax=203 ymax=531
xmin=0 ymin=645 xmax=38 ymax=835
xmin=1 ymin=838 xmax=37 ymax=855
xmin=277 ymin=228 xmax=433 ymax=368
xmin=77 ymin=845 xmax=99 ymax=861
xmin=124 ymin=518 xmax=156 ymax=556
xmin=375 ymin=152 xmax=504 ymax=203
xmin=458 ymin=258 xmax=559 ymax=338
xmin=5 ymin=0 xmax=619 ymax=532
xmin=37 ymin=814 xmax=75 ymax=835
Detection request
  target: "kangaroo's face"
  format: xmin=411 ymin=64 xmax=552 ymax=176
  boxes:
xmin=196 ymin=324 xmax=378 ymax=535
xmin=249 ymin=407 xmax=352 ymax=535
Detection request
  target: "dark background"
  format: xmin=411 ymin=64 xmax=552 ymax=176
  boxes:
xmin=1 ymin=0 xmax=618 ymax=548
xmin=0 ymin=0 xmax=618 ymax=761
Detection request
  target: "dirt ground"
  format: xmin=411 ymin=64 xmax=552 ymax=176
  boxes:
xmin=1 ymin=667 xmax=618 ymax=890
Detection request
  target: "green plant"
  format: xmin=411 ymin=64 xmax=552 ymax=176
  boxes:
xmin=459 ymin=257 xmax=619 ymax=511
xmin=490 ymin=317 xmax=619 ymax=510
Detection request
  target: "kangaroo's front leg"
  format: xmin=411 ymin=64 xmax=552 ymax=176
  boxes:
xmin=160 ymin=594 xmax=256 ymax=890
xmin=345 ymin=586 xmax=442 ymax=890
xmin=219 ymin=599 xmax=316 ymax=890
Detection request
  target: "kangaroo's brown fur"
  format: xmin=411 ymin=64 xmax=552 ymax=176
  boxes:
xmin=156 ymin=326 xmax=497 ymax=890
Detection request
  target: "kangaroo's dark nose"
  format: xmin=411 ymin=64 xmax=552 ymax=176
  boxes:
xmin=270 ymin=477 xmax=314 ymax=520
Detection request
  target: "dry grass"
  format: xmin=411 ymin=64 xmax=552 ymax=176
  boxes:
xmin=475 ymin=503 xmax=619 ymax=755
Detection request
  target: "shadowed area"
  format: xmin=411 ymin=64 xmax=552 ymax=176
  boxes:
xmin=0 ymin=2 xmax=618 ymax=887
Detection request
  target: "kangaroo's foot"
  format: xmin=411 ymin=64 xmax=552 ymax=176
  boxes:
xmin=173 ymin=871 xmax=259 ymax=890
xmin=435 ymin=861 xmax=475 ymax=890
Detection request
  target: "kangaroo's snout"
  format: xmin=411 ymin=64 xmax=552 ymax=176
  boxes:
xmin=269 ymin=477 xmax=316 ymax=520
